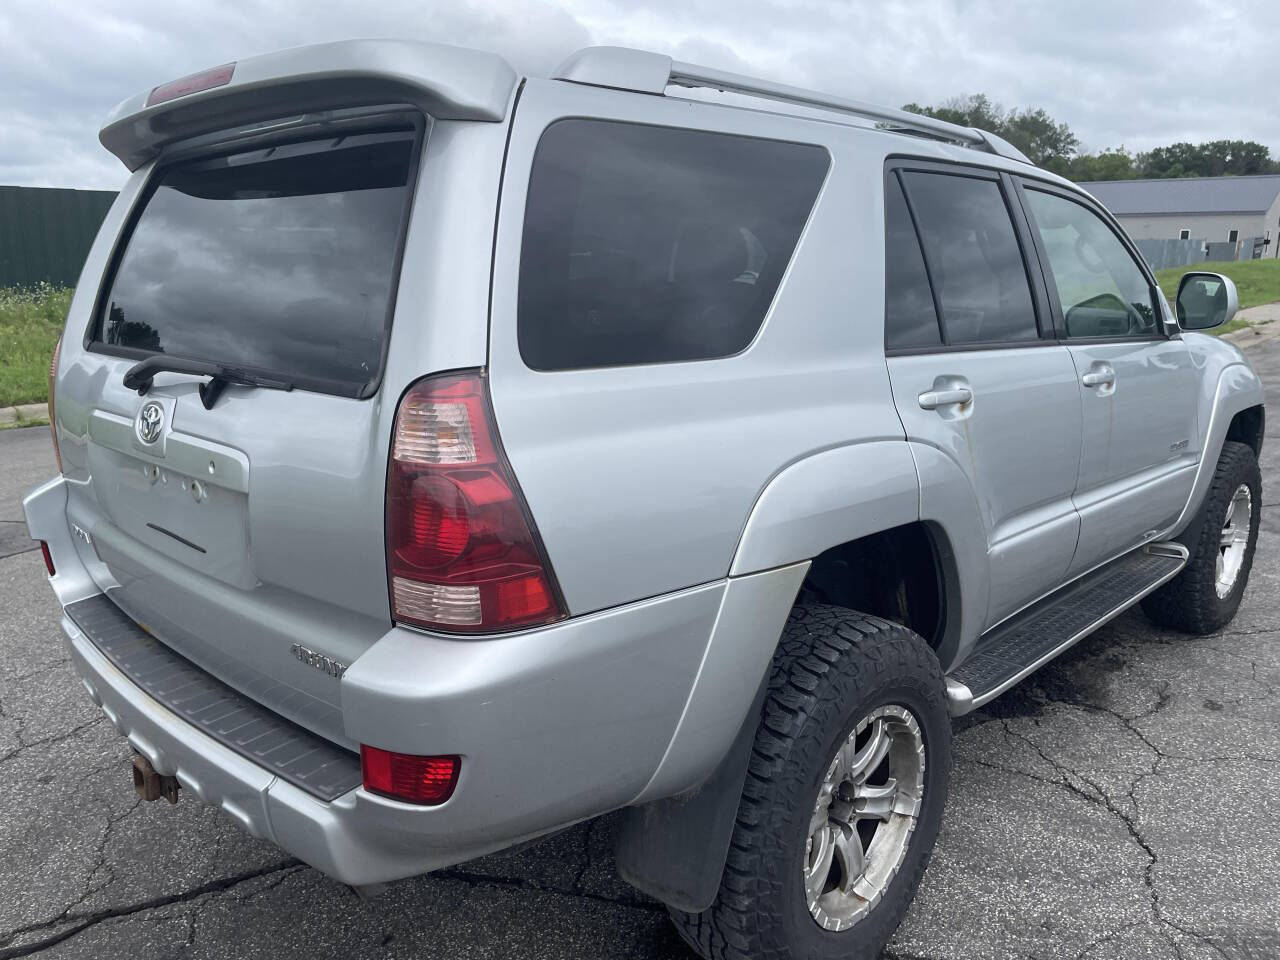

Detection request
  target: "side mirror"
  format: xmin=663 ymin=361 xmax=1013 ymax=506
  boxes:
xmin=1175 ymin=272 xmax=1239 ymax=331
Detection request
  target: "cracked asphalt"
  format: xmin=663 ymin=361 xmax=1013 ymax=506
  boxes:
xmin=0 ymin=340 xmax=1277 ymax=960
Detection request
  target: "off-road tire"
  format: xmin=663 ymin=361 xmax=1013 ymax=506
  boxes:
xmin=667 ymin=604 xmax=951 ymax=960
xmin=1141 ymin=440 xmax=1261 ymax=634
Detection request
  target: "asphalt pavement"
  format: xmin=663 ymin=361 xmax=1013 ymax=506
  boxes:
xmin=0 ymin=343 xmax=1278 ymax=960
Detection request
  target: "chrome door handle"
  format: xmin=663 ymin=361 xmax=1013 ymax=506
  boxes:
xmin=918 ymin=387 xmax=973 ymax=410
xmin=1081 ymin=370 xmax=1115 ymax=387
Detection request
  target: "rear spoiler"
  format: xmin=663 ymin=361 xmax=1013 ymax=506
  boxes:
xmin=99 ymin=39 xmax=518 ymax=170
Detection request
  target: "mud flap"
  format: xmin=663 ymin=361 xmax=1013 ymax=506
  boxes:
xmin=613 ymin=675 xmax=769 ymax=913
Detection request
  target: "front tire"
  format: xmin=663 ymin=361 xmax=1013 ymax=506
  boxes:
xmin=668 ymin=605 xmax=951 ymax=960
xmin=1142 ymin=440 xmax=1261 ymax=635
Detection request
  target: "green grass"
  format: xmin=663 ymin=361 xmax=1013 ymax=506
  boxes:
xmin=0 ymin=285 xmax=72 ymax=407
xmin=1156 ymin=259 xmax=1280 ymax=315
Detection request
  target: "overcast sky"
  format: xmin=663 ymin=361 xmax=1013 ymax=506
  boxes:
xmin=3 ymin=0 xmax=1278 ymax=190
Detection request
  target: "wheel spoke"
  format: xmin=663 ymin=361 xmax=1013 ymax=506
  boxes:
xmin=854 ymin=778 xmax=899 ymax=822
xmin=832 ymin=823 xmax=866 ymax=896
xmin=804 ymin=824 xmax=836 ymax=904
xmin=1224 ymin=497 xmax=1236 ymax=524
xmin=1221 ymin=526 xmax=1237 ymax=547
xmin=810 ymin=782 xmax=835 ymax=837
xmin=844 ymin=719 xmax=891 ymax=782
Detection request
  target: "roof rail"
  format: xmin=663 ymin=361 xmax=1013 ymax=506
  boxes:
xmin=553 ymin=46 xmax=1032 ymax=165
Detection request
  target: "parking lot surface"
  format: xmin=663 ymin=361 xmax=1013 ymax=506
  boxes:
xmin=1 ymin=341 xmax=1278 ymax=960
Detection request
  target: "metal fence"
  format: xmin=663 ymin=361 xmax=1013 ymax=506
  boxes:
xmin=1136 ymin=235 xmax=1273 ymax=271
xmin=0 ymin=185 xmax=117 ymax=289
xmin=1133 ymin=237 xmax=1206 ymax=272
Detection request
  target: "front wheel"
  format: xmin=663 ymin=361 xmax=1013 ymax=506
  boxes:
xmin=1142 ymin=440 xmax=1261 ymax=635
xmin=669 ymin=605 xmax=951 ymax=960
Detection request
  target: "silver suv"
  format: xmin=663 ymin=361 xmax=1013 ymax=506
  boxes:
xmin=24 ymin=40 xmax=1265 ymax=960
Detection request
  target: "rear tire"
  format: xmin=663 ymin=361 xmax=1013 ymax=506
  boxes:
xmin=668 ymin=604 xmax=951 ymax=960
xmin=1141 ymin=441 xmax=1261 ymax=635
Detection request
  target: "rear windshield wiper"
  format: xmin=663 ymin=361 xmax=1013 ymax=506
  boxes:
xmin=122 ymin=356 xmax=294 ymax=410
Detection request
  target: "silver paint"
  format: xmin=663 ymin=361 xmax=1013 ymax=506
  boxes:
xmin=22 ymin=38 xmax=1265 ymax=894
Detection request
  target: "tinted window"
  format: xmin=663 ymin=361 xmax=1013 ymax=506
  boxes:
xmin=901 ymin=172 xmax=1037 ymax=345
xmin=1023 ymin=189 xmax=1156 ymax=339
xmin=518 ymin=120 xmax=829 ymax=370
xmin=94 ymin=129 xmax=416 ymax=397
xmin=884 ymin=174 xmax=941 ymax=350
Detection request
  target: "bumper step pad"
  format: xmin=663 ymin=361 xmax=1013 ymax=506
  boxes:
xmin=949 ymin=544 xmax=1188 ymax=713
xmin=66 ymin=594 xmax=362 ymax=801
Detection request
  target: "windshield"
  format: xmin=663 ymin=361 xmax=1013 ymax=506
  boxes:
xmin=92 ymin=127 xmax=418 ymax=397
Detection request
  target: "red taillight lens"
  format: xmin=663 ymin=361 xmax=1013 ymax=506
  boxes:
xmin=146 ymin=63 xmax=235 ymax=107
xmin=360 ymin=746 xmax=459 ymax=805
xmin=49 ymin=336 xmax=62 ymax=474
xmin=39 ymin=541 xmax=55 ymax=577
xmin=386 ymin=371 xmax=565 ymax=633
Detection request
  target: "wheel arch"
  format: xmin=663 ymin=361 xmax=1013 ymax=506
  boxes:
xmin=1226 ymin=403 xmax=1265 ymax=458
xmin=799 ymin=519 xmax=960 ymax=660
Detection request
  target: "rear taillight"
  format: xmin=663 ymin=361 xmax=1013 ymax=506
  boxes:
xmin=360 ymin=746 xmax=459 ymax=805
xmin=386 ymin=371 xmax=565 ymax=633
xmin=49 ymin=336 xmax=62 ymax=474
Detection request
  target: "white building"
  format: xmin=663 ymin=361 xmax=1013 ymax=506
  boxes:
xmin=1080 ymin=175 xmax=1280 ymax=259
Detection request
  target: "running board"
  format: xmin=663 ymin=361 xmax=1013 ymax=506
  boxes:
xmin=946 ymin=542 xmax=1188 ymax=715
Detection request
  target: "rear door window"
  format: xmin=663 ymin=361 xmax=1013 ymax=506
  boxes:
xmin=900 ymin=171 xmax=1038 ymax=346
xmin=92 ymin=127 xmax=418 ymax=398
xmin=517 ymin=120 xmax=829 ymax=371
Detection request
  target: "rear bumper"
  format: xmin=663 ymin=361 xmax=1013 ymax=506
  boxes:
xmin=25 ymin=475 xmax=806 ymax=885
xmin=65 ymin=619 xmax=402 ymax=883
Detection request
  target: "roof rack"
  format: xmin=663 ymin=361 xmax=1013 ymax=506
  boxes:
xmin=553 ymin=46 xmax=1031 ymax=165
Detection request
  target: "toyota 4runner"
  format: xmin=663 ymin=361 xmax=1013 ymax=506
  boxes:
xmin=23 ymin=40 xmax=1265 ymax=960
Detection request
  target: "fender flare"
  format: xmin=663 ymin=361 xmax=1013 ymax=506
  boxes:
xmin=729 ymin=440 xmax=920 ymax=576
xmin=616 ymin=441 xmax=925 ymax=911
xmin=1170 ymin=360 xmax=1266 ymax=541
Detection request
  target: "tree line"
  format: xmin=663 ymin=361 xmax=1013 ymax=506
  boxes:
xmin=902 ymin=94 xmax=1279 ymax=181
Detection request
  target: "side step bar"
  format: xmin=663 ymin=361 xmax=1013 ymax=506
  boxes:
xmin=946 ymin=542 xmax=1188 ymax=715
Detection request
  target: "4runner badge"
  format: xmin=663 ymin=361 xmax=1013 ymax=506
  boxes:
xmin=135 ymin=401 xmax=165 ymax=445
xmin=290 ymin=643 xmax=347 ymax=679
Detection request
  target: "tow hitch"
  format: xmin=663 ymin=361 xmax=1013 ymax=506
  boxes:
xmin=131 ymin=754 xmax=180 ymax=804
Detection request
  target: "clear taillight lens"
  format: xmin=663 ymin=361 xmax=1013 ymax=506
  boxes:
xmin=49 ymin=336 xmax=62 ymax=474
xmin=386 ymin=371 xmax=564 ymax=633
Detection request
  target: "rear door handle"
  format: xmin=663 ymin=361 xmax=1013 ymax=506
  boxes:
xmin=1081 ymin=367 xmax=1115 ymax=388
xmin=918 ymin=387 xmax=973 ymax=410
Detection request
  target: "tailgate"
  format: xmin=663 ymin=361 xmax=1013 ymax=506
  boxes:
xmin=50 ymin=42 xmax=518 ymax=747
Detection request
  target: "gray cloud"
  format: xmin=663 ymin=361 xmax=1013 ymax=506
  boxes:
xmin=2 ymin=0 xmax=1277 ymax=189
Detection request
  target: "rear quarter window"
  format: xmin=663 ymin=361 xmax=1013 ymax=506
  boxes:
xmin=517 ymin=119 xmax=829 ymax=371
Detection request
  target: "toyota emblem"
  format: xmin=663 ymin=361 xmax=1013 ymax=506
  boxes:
xmin=136 ymin=401 xmax=165 ymax=445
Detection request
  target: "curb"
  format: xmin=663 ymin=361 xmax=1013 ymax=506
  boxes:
xmin=1223 ymin=322 xmax=1280 ymax=351
xmin=0 ymin=402 xmax=49 ymax=426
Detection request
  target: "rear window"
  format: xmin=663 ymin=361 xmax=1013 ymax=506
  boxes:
xmin=92 ymin=127 xmax=418 ymax=398
xmin=517 ymin=120 xmax=829 ymax=371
